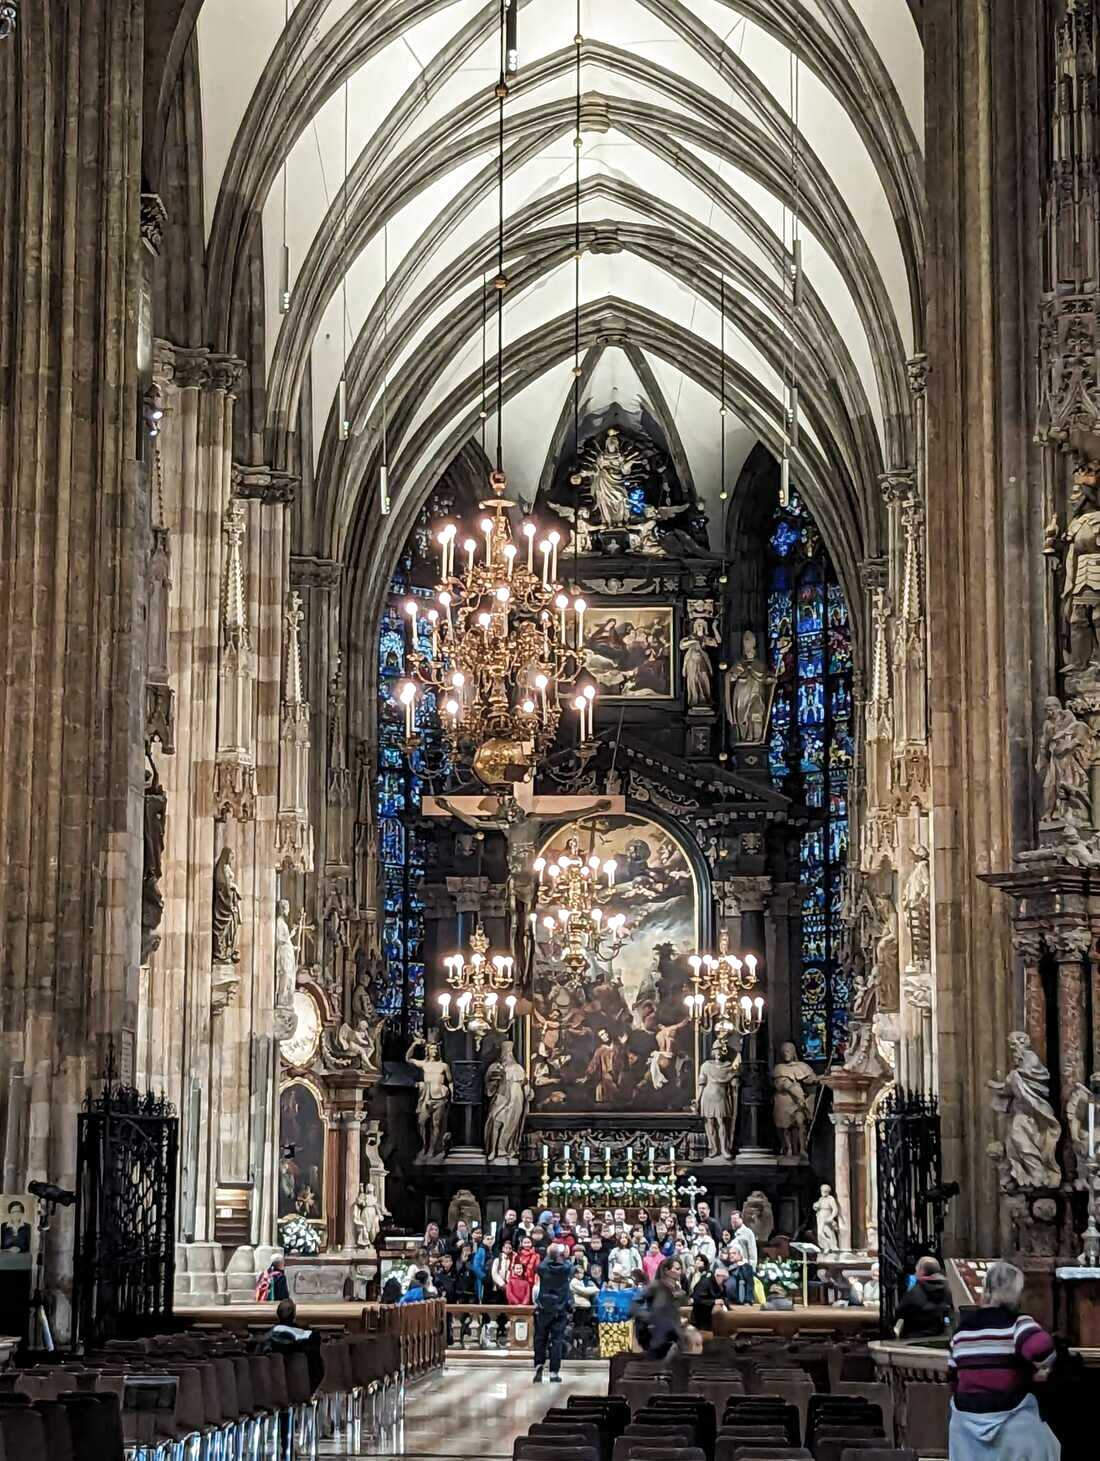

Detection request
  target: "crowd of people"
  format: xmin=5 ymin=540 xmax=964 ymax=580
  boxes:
xmin=375 ymin=1200 xmax=841 ymax=1352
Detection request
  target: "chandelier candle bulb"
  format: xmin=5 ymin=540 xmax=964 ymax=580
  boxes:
xmin=480 ymin=517 xmax=493 ymax=563
xmin=549 ymin=530 xmax=560 ymax=581
xmin=524 ymin=520 xmax=536 ymax=571
xmin=540 ymin=539 xmax=551 ymax=585
xmin=504 ymin=542 xmax=516 ymax=576
xmin=575 ymin=597 xmax=586 ymax=646
xmin=464 ymin=537 xmax=475 ymax=574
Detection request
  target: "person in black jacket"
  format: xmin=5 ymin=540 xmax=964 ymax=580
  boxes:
xmin=633 ymin=1257 xmax=685 ymax=1359
xmin=691 ymin=1265 xmax=729 ymax=1332
xmin=262 ymin=1300 xmax=325 ymax=1447
xmin=896 ymin=1255 xmax=954 ymax=1339
xmin=532 ymin=1243 xmax=574 ymax=1383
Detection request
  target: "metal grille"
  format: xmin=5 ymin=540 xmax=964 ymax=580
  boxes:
xmin=72 ymin=1070 xmax=178 ymax=1348
xmin=876 ymin=1088 xmax=943 ymax=1333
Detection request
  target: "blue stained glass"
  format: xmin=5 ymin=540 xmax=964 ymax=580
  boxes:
xmin=767 ymin=484 xmax=853 ymax=1061
xmin=627 ymin=487 xmax=646 ymax=518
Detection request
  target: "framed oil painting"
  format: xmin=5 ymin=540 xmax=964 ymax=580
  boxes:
xmin=528 ymin=813 xmax=701 ymax=1114
xmin=278 ymin=1080 xmax=326 ymax=1222
xmin=582 ymin=605 xmax=675 ymax=699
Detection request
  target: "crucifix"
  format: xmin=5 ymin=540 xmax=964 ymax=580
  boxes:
xmin=677 ymin=1174 xmax=708 ymax=1208
xmin=291 ymin=908 xmax=316 ymax=965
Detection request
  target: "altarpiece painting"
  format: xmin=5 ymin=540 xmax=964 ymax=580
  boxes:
xmin=529 ymin=813 xmax=700 ymax=1113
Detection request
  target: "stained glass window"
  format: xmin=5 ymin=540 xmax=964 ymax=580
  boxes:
xmin=375 ymin=571 xmax=448 ymax=1041
xmin=766 ymin=490 xmax=853 ymax=1061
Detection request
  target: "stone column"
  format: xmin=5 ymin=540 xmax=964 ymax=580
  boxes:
xmin=831 ymin=1115 xmax=854 ymax=1254
xmin=1050 ymin=924 xmax=1092 ymax=1106
xmin=343 ymin=1110 xmax=364 ymax=1252
xmin=1012 ymin=929 xmax=1049 ymax=1065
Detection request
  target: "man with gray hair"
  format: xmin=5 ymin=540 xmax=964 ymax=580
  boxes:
xmin=532 ymin=1241 xmax=574 ymax=1383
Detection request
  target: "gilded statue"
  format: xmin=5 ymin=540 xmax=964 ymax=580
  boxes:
xmin=988 ymin=1031 xmax=1062 ymax=1190
xmin=725 ymin=630 xmax=774 ymax=743
xmin=575 ymin=428 xmax=642 ymax=527
xmin=1036 ymin=695 xmax=1094 ymax=827
xmin=212 ymin=846 xmax=241 ymax=965
xmin=407 ymin=1036 xmax=453 ymax=1161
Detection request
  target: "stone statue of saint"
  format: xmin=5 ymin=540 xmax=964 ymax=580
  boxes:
xmin=1057 ymin=460 xmax=1100 ymax=680
xmin=275 ymin=899 xmax=297 ymax=1012
xmin=447 ymin=1188 xmax=482 ymax=1234
xmin=680 ymin=616 xmax=720 ymax=710
xmin=1036 ymin=695 xmax=1094 ymax=827
xmin=988 ymin=1030 xmax=1062 ymax=1190
xmin=212 ymin=846 xmax=241 ymax=965
xmin=628 ymin=502 xmax=693 ymax=555
xmin=141 ymin=756 xmax=167 ymax=965
xmin=843 ymin=960 xmax=890 ymax=1078
xmin=576 ymin=429 xmax=642 ymax=527
xmin=1065 ymin=1075 xmax=1100 ymax=1188
xmin=773 ymin=1041 xmax=818 ymax=1159
xmin=407 ymin=1036 xmax=453 ymax=1161
xmin=872 ymin=896 xmax=900 ymax=1010
xmin=555 ymin=497 xmax=596 ymax=553
xmin=725 ymin=630 xmax=773 ymax=743
xmin=483 ymin=1039 xmax=531 ymax=1163
xmin=350 ymin=956 xmax=378 ymax=1026
xmin=697 ymin=1039 xmax=742 ymax=1159
xmin=324 ymin=1018 xmax=381 ymax=1073
xmin=742 ymin=1189 xmax=775 ymax=1244
xmin=353 ymin=1183 xmax=386 ymax=1249
xmin=814 ymin=1184 xmax=840 ymax=1253
xmin=903 ymin=844 xmax=932 ymax=967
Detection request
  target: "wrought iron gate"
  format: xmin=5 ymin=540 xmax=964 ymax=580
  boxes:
xmin=875 ymin=1088 xmax=944 ymax=1333
xmin=72 ymin=1069 xmax=178 ymax=1348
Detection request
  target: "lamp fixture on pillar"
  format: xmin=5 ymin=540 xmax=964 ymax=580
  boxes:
xmin=531 ymin=836 xmax=626 ymax=976
xmin=437 ymin=922 xmax=517 ymax=1048
xmin=685 ymin=929 xmax=764 ymax=1040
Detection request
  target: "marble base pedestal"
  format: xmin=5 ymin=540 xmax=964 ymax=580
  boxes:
xmin=286 ymin=1252 xmax=379 ymax=1302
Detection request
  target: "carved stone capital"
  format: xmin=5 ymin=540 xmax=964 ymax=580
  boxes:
xmin=1012 ymin=927 xmax=1050 ymax=963
xmin=1049 ymin=924 xmax=1094 ymax=960
xmin=906 ymin=353 xmax=928 ymax=399
xmin=860 ymin=555 xmax=889 ymax=591
xmin=153 ymin=343 xmax=247 ymax=394
xmin=878 ymin=468 xmax=917 ymax=505
xmin=140 ymin=193 xmax=169 ymax=256
xmin=145 ymin=682 xmax=176 ymax=754
xmin=232 ymin=463 xmax=299 ymax=507
xmin=213 ymin=754 xmax=256 ymax=823
xmin=719 ymin=874 xmax=773 ymax=912
xmin=446 ymin=875 xmax=490 ymax=915
xmin=290 ymin=555 xmax=343 ymax=591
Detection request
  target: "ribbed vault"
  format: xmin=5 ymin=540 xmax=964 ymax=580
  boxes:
xmin=180 ymin=0 xmax=922 ymax=711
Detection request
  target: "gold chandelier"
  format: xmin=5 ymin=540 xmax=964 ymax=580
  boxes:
xmin=438 ymin=922 xmax=517 ymax=1048
xmin=532 ymin=835 xmax=627 ymax=976
xmin=686 ymin=929 xmax=765 ymax=1040
xmin=403 ymin=469 xmax=592 ymax=785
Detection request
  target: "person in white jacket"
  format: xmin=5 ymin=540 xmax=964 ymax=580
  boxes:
xmin=729 ymin=1212 xmax=758 ymax=1305
xmin=608 ymin=1235 xmax=643 ymax=1284
xmin=569 ymin=1253 xmax=599 ymax=1356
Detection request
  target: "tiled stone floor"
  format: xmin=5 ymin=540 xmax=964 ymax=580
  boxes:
xmin=320 ymin=1359 xmax=607 ymax=1458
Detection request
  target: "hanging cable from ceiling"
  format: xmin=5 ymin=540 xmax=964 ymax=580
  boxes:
xmin=492 ymin=0 xmax=509 ymax=473
xmin=278 ymin=0 xmax=292 ymax=313
xmin=780 ymin=50 xmax=802 ymax=506
xmin=572 ymin=0 xmax=584 ymax=578
xmin=338 ymin=77 xmax=351 ymax=442
xmin=380 ymin=220 xmax=391 ymax=512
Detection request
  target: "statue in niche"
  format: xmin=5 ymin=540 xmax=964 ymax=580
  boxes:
xmin=680 ymin=614 xmax=720 ymax=710
xmin=1036 ymin=695 xmax=1094 ymax=827
xmin=212 ymin=846 xmax=241 ymax=965
xmin=1049 ymin=459 xmax=1100 ymax=685
xmin=843 ymin=960 xmax=891 ymax=1078
xmin=575 ymin=428 xmax=643 ymax=527
xmin=814 ymin=1184 xmax=841 ymax=1253
xmin=275 ymin=900 xmax=297 ymax=1010
xmin=742 ymin=1189 xmax=775 ymax=1244
xmin=353 ymin=1183 xmax=387 ymax=1249
xmin=447 ymin=1188 xmax=482 ymax=1233
xmin=725 ymin=631 xmax=774 ymax=743
xmin=141 ymin=754 xmax=167 ymax=965
xmin=872 ymin=896 xmax=900 ymax=1011
xmin=555 ymin=500 xmax=596 ymax=554
xmin=351 ymin=952 xmax=379 ymax=1026
xmin=988 ymin=1030 xmax=1062 ymax=1190
xmin=696 ymin=1038 xmax=741 ymax=1160
xmin=324 ymin=884 xmax=351 ymax=949
xmin=903 ymin=844 xmax=932 ymax=968
xmin=772 ymin=1041 xmax=818 ymax=1159
xmin=628 ymin=502 xmax=694 ymax=555
xmin=407 ymin=1036 xmax=453 ymax=1161
xmin=1065 ymin=1075 xmax=1100 ymax=1189
xmin=483 ymin=1039 xmax=531 ymax=1163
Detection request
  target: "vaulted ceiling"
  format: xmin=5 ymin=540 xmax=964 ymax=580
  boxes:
xmin=189 ymin=0 xmax=923 ymax=615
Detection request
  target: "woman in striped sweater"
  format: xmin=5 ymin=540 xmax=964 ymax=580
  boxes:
xmin=948 ymin=1261 xmax=1060 ymax=1459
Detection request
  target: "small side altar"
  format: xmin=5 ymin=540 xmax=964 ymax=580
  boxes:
xmin=285 ymin=1251 xmax=379 ymax=1302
